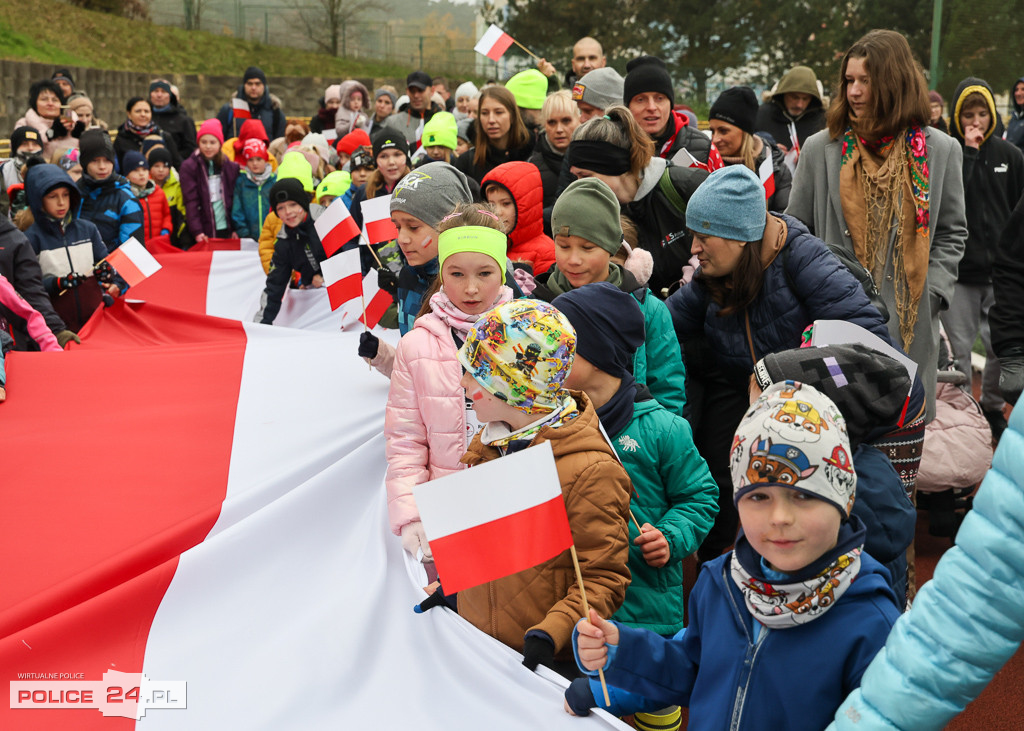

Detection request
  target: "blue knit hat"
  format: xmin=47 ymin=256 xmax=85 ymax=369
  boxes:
xmin=686 ymin=166 xmax=766 ymax=242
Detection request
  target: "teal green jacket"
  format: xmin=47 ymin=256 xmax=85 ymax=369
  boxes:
xmin=631 ymin=288 xmax=687 ymax=417
xmin=611 ymin=398 xmax=718 ymax=635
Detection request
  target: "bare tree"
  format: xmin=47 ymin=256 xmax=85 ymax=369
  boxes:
xmin=291 ymin=0 xmax=391 ymax=57
xmin=182 ymin=0 xmax=208 ymax=30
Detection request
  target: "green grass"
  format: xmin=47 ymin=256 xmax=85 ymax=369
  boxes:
xmin=0 ymin=0 xmax=411 ymax=78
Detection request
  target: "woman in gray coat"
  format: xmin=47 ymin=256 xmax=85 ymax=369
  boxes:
xmin=787 ymin=29 xmax=967 ymax=493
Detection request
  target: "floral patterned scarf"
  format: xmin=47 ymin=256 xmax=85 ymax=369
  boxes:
xmin=839 ymin=125 xmax=929 ymax=347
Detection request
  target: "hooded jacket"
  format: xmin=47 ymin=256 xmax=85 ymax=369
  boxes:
xmin=656 ymin=110 xmax=712 ymax=163
xmin=755 ymin=66 xmax=826 ymax=151
xmin=0 ymin=218 xmax=66 ymax=348
xmin=334 ymin=80 xmax=371 ymax=138
xmin=24 ymin=166 xmax=112 ymax=325
xmin=231 ymin=168 xmax=276 ymax=239
xmin=622 ymin=156 xmax=708 ymax=296
xmin=481 ymin=161 xmax=555 ymax=274
xmin=75 ymin=171 xmax=143 ymax=252
xmin=601 ymin=539 xmax=900 ymax=731
xmin=457 ymin=392 xmax=632 ymax=659
xmin=948 ymin=77 xmax=1024 ymax=285
xmin=151 ymin=87 xmax=198 ymax=160
xmin=179 ymin=149 xmax=240 ymax=239
xmin=1006 ymin=76 xmax=1024 ymax=153
xmin=216 ymin=78 xmax=287 ymax=141
xmin=528 ymin=132 xmax=566 ymax=212
xmin=667 ymin=214 xmax=892 ymax=376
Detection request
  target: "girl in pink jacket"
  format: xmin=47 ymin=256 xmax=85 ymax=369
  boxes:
xmin=0 ymin=272 xmax=62 ymax=401
xmin=384 ymin=204 xmax=514 ymax=560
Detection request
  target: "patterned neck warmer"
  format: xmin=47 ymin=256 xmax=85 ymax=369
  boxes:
xmin=429 ymin=286 xmax=513 ymax=336
xmin=125 ymin=118 xmax=158 ymax=137
xmin=729 ymin=514 xmax=866 ymax=629
xmin=479 ymin=394 xmax=578 ymax=448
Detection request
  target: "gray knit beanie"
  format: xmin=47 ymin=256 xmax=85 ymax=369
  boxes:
xmin=389 ymin=161 xmax=473 ymax=230
xmin=551 ymin=178 xmax=623 ymax=254
xmin=686 ymin=166 xmax=766 ymax=241
xmin=572 ymin=68 xmax=624 ymax=111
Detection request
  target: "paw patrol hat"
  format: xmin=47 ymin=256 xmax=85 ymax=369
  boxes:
xmin=458 ymin=299 xmax=576 ymax=414
xmin=731 ymin=381 xmax=855 ymax=516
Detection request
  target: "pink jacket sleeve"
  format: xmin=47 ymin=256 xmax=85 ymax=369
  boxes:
xmin=0 ymin=274 xmax=62 ymax=352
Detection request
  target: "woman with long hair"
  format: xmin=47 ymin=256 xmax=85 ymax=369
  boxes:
xmin=566 ymin=105 xmax=707 ymax=297
xmin=787 ymin=29 xmax=967 ymax=491
xmin=454 ymin=86 xmax=534 ymax=183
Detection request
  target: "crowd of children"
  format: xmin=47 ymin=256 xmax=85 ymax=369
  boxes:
xmin=4 ymin=40 xmax=1024 ymax=728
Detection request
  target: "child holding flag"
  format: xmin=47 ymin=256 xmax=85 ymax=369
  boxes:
xmin=570 ymin=382 xmax=901 ymax=729
xmin=357 ymin=161 xmax=474 ymax=372
xmin=254 ymin=178 xmax=329 ymax=325
xmin=417 ymin=297 xmax=633 ymax=678
xmin=384 ymin=204 xmax=514 ymax=562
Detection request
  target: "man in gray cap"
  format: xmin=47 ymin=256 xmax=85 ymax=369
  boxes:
xmin=386 ymin=70 xmax=443 ymax=147
xmin=572 ymin=67 xmax=624 ymax=123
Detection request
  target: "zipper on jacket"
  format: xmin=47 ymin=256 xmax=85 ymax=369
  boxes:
xmin=723 ymin=559 xmax=768 ymax=731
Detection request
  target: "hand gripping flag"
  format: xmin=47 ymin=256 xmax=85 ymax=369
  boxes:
xmin=316 ymin=197 xmax=361 ymax=257
xmin=360 ymin=195 xmax=398 ymax=245
xmin=320 ymin=248 xmax=362 ymax=311
xmin=413 ymin=442 xmax=573 ymax=594
xmin=474 ymin=24 xmax=516 ymax=62
xmin=104 ymin=237 xmax=161 ymax=288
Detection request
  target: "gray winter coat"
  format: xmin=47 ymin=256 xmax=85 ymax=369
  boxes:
xmin=786 ymin=127 xmax=967 ymax=421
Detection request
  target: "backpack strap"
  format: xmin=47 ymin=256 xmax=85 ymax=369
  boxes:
xmin=658 ymin=168 xmax=688 ymax=217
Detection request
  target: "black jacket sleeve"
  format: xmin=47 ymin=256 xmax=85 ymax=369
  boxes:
xmin=0 ymin=223 xmax=67 ymax=338
xmin=991 ymin=190 xmax=1024 ymax=356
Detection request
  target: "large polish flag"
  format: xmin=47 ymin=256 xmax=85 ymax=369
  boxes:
xmin=0 ymin=268 xmax=626 ymax=729
xmin=414 ymin=443 xmax=574 ymax=594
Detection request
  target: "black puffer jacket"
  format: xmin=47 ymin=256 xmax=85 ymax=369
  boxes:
xmin=152 ymin=91 xmax=197 ymax=161
xmin=0 ymin=218 xmax=65 ymax=348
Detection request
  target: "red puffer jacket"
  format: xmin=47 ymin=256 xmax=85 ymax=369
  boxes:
xmin=482 ymin=161 xmax=556 ymax=275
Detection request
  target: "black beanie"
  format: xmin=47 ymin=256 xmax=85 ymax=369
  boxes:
xmin=28 ymin=79 xmax=65 ymax=111
xmin=372 ymin=131 xmax=410 ymax=162
xmin=243 ymin=66 xmax=267 ymax=85
xmin=623 ymin=56 xmax=674 ymax=107
xmin=709 ymin=86 xmax=758 ymax=135
xmin=10 ymin=126 xmax=43 ymax=153
xmin=150 ymin=79 xmax=172 ymax=95
xmin=78 ymin=129 xmax=115 ymax=169
xmin=269 ymin=178 xmax=310 ymax=215
xmin=52 ymin=69 xmax=75 ymax=89
xmin=147 ymin=146 xmax=173 ymax=167
xmin=551 ymin=282 xmax=645 ymax=379
xmin=752 ymin=343 xmax=913 ymax=448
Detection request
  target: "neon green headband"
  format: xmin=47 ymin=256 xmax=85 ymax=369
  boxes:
xmin=437 ymin=226 xmax=508 ymax=284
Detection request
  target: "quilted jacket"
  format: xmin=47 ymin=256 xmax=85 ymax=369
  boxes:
xmin=666 ymin=213 xmax=891 ymax=377
xmin=481 ymin=161 xmax=556 ymax=275
xmin=384 ymin=312 xmax=467 ymax=535
xmin=457 ymin=392 xmax=632 ymax=658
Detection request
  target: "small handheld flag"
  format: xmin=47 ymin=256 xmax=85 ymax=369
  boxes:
xmin=474 ymin=24 xmax=516 ymax=62
xmin=316 ymin=198 xmax=361 ymax=257
xmin=103 ymin=238 xmax=161 ymax=288
xmin=320 ymin=248 xmax=362 ymax=311
xmin=360 ymin=195 xmax=398 ymax=245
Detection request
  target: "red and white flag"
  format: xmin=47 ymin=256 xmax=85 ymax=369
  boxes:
xmin=360 ymin=195 xmax=398 ymax=245
xmin=474 ymin=24 xmax=515 ymax=62
xmin=359 ymin=268 xmax=393 ymax=329
xmin=413 ymin=442 xmax=573 ymax=594
xmin=231 ymin=97 xmax=251 ymax=120
xmin=323 ymin=128 xmax=338 ymax=143
xmin=316 ymin=198 xmax=361 ymax=257
xmin=320 ymin=248 xmax=362 ymax=311
xmin=758 ymin=153 xmax=776 ymax=200
xmin=104 ymin=237 xmax=161 ymax=288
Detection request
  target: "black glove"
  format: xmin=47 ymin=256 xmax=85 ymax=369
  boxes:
xmin=358 ymin=332 xmax=380 ymax=360
xmin=564 ymin=677 xmax=596 ymax=717
xmin=377 ymin=267 xmax=398 ymax=296
xmin=999 ymin=356 xmax=1024 ymax=406
xmin=522 ymin=634 xmax=555 ymax=671
xmin=55 ymin=330 xmax=80 ymax=348
xmin=413 ymin=585 xmax=456 ymax=614
xmin=94 ymin=260 xmax=115 ymax=284
xmin=57 ymin=273 xmax=84 ymax=291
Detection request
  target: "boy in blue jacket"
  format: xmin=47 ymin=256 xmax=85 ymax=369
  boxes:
xmin=75 ymin=129 xmax=143 ymax=252
xmin=571 ymin=381 xmax=901 ymax=731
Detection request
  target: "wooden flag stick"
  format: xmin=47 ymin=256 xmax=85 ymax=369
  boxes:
xmin=512 ymin=38 xmax=540 ymax=61
xmin=360 ymin=288 xmax=371 ymax=370
xmin=361 ymin=234 xmax=385 ymax=269
xmin=629 ymin=510 xmax=643 ymax=534
xmin=570 ymin=544 xmax=611 ymax=708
